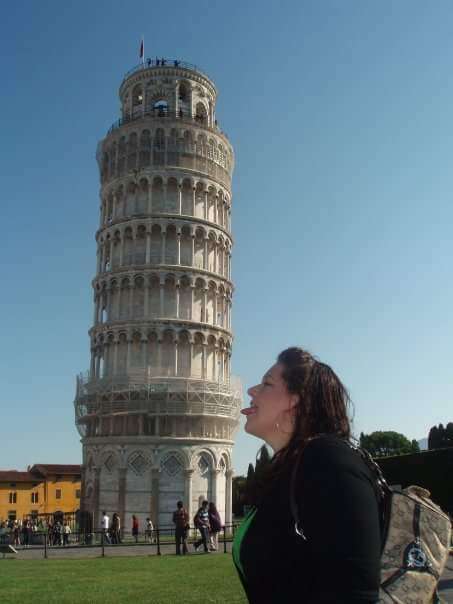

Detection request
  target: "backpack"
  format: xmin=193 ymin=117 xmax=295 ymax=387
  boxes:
xmin=290 ymin=439 xmax=452 ymax=604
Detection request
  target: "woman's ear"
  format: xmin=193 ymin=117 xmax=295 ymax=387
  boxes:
xmin=289 ymin=395 xmax=299 ymax=409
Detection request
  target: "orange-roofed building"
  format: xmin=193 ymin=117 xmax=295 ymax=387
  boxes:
xmin=0 ymin=464 xmax=81 ymax=523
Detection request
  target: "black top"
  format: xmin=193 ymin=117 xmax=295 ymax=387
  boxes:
xmin=236 ymin=436 xmax=381 ymax=603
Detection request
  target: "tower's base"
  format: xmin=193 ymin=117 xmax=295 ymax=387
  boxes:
xmin=81 ymin=439 xmax=234 ymax=531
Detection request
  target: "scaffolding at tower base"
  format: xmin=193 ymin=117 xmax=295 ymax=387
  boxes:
xmin=74 ymin=373 xmax=242 ymax=437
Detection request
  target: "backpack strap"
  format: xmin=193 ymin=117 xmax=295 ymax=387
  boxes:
xmin=289 ymin=436 xmax=390 ymax=541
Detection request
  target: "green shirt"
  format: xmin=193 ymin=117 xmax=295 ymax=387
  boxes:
xmin=232 ymin=507 xmax=257 ymax=582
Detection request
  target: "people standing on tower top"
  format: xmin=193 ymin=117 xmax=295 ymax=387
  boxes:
xmin=232 ymin=347 xmax=381 ymax=603
xmin=172 ymin=501 xmax=189 ymax=555
xmin=193 ymin=500 xmax=210 ymax=553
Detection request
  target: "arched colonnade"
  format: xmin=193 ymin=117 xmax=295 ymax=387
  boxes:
xmin=90 ymin=328 xmax=232 ymax=383
xmin=101 ymin=177 xmax=231 ymax=231
xmin=97 ymin=222 xmax=232 ymax=280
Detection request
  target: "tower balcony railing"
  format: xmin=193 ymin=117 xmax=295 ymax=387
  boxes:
xmin=106 ymin=106 xmax=228 ymax=139
xmin=122 ymin=59 xmax=212 ymax=84
xmin=76 ymin=371 xmax=242 ymax=398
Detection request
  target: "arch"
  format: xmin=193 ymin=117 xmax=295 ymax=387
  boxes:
xmin=195 ymin=102 xmax=208 ymax=125
xmin=137 ymin=178 xmax=148 ymax=213
xmin=179 ymin=275 xmax=192 ymax=320
xmin=132 ymin=84 xmax=144 ymax=109
xmin=153 ymin=128 xmax=165 ymax=165
xmin=133 ymin=276 xmax=145 ymax=318
xmin=146 ymin=330 xmax=159 ymax=375
xmin=153 ymin=99 xmax=168 ymax=117
xmin=178 ymin=330 xmax=191 ymax=377
xmin=164 ymin=275 xmax=176 ymax=317
xmin=152 ymin=176 xmax=164 ymax=212
xmin=192 ymin=332 xmax=204 ymax=378
xmin=127 ymin=132 xmax=138 ymax=171
xmin=165 ymin=224 xmax=177 ymax=264
xmin=117 ymin=136 xmax=126 ymax=176
xmin=181 ymin=179 xmax=193 ymax=215
xmin=123 ymin=226 xmax=134 ymax=265
xmin=161 ymin=329 xmax=175 ymax=376
xmin=149 ymin=273 xmax=160 ymax=317
xmin=166 ymin=177 xmax=178 ymax=213
xmin=139 ymin=130 xmax=151 ymax=168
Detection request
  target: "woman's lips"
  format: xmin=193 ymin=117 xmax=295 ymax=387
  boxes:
xmin=241 ymin=406 xmax=257 ymax=416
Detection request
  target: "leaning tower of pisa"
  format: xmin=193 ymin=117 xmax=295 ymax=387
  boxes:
xmin=74 ymin=57 xmax=241 ymax=530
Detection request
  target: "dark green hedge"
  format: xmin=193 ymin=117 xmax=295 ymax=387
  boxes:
xmin=376 ymin=448 xmax=453 ymax=515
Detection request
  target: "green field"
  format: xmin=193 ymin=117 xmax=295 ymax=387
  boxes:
xmin=0 ymin=554 xmax=247 ymax=603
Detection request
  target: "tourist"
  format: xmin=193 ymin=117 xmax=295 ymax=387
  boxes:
xmin=208 ymin=502 xmax=222 ymax=551
xmin=145 ymin=517 xmax=155 ymax=544
xmin=132 ymin=515 xmax=139 ymax=543
xmin=101 ymin=511 xmax=111 ymax=544
xmin=233 ymin=347 xmax=381 ymax=603
xmin=111 ymin=512 xmax=121 ymax=544
xmin=172 ymin=501 xmax=189 ymax=555
xmin=193 ymin=500 xmax=210 ymax=553
xmin=63 ymin=522 xmax=71 ymax=546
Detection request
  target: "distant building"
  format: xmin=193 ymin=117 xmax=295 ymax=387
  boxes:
xmin=0 ymin=464 xmax=81 ymax=523
xmin=74 ymin=57 xmax=241 ymax=530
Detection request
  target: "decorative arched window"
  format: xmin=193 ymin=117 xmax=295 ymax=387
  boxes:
xmin=153 ymin=99 xmax=168 ymax=117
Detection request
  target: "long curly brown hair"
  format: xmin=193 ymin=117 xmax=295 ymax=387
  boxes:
xmin=267 ymin=346 xmax=353 ymax=479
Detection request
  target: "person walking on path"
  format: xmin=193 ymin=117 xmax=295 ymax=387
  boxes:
xmin=145 ymin=517 xmax=155 ymax=544
xmin=172 ymin=501 xmax=189 ymax=555
xmin=232 ymin=347 xmax=381 ymax=603
xmin=208 ymin=502 xmax=222 ymax=551
xmin=132 ymin=515 xmax=139 ymax=543
xmin=193 ymin=500 xmax=210 ymax=553
xmin=101 ymin=511 xmax=111 ymax=544
xmin=111 ymin=513 xmax=121 ymax=544
xmin=63 ymin=522 xmax=71 ymax=546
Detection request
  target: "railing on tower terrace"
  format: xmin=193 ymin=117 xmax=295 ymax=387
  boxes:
xmin=106 ymin=106 xmax=228 ymax=139
xmin=122 ymin=58 xmax=212 ymax=83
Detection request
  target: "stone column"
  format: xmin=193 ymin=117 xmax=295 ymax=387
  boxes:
xmin=191 ymin=235 xmax=195 ymax=266
xmin=190 ymin=285 xmax=194 ymax=321
xmin=202 ymin=289 xmax=207 ymax=323
xmin=148 ymin=186 xmax=153 ymax=214
xmin=211 ymin=469 xmax=220 ymax=505
xmin=151 ymin=468 xmax=160 ymax=527
xmin=204 ymin=189 xmax=208 ymax=219
xmin=145 ymin=231 xmax=151 ymax=264
xmin=141 ymin=338 xmax=147 ymax=368
xmin=178 ymin=184 xmax=182 ymax=214
xmin=176 ymin=232 xmax=181 ymax=265
xmin=184 ymin=469 xmax=194 ymax=522
xmin=175 ymin=281 xmax=180 ymax=319
xmin=93 ymin=468 xmax=101 ymax=529
xmin=118 ymin=468 xmax=127 ymax=535
xmin=174 ymin=338 xmax=178 ymax=376
xmin=159 ymin=280 xmax=165 ymax=316
xmin=213 ymin=293 xmax=218 ymax=326
xmin=202 ymin=344 xmax=207 ymax=379
xmin=126 ymin=337 xmax=132 ymax=372
xmin=161 ymin=231 xmax=166 ymax=264
xmin=225 ymin=469 xmax=233 ymax=526
xmin=113 ymin=338 xmax=119 ymax=374
xmin=144 ymin=278 xmax=149 ymax=317
xmin=157 ymin=338 xmax=162 ymax=374
xmin=90 ymin=350 xmax=96 ymax=378
xmin=214 ymin=196 xmax=218 ymax=224
xmin=203 ymin=238 xmax=208 ymax=270
xmin=95 ymin=352 xmax=101 ymax=378
xmin=119 ymin=233 xmax=124 ymax=266
xmin=192 ymin=187 xmax=196 ymax=215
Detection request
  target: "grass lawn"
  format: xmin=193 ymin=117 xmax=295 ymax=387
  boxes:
xmin=0 ymin=553 xmax=247 ymax=603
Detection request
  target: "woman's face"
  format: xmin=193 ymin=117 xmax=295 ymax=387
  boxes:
xmin=243 ymin=362 xmax=298 ymax=451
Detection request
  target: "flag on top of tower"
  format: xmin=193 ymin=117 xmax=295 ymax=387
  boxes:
xmin=139 ymin=37 xmax=144 ymax=62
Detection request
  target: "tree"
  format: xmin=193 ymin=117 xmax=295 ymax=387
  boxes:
xmin=428 ymin=422 xmax=453 ymax=450
xmin=359 ymin=431 xmax=420 ymax=457
xmin=232 ymin=476 xmax=246 ymax=516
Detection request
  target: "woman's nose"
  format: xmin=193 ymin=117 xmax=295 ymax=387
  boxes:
xmin=247 ymin=385 xmax=257 ymax=397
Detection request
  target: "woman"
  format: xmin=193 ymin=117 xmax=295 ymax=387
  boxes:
xmin=232 ymin=347 xmax=381 ymax=603
xmin=208 ymin=502 xmax=222 ymax=551
xmin=131 ymin=515 xmax=139 ymax=543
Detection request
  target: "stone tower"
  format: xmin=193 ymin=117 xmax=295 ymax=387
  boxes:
xmin=74 ymin=58 xmax=240 ymax=530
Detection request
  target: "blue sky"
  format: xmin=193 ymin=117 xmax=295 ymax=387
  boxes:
xmin=1 ymin=1 xmax=453 ymax=474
